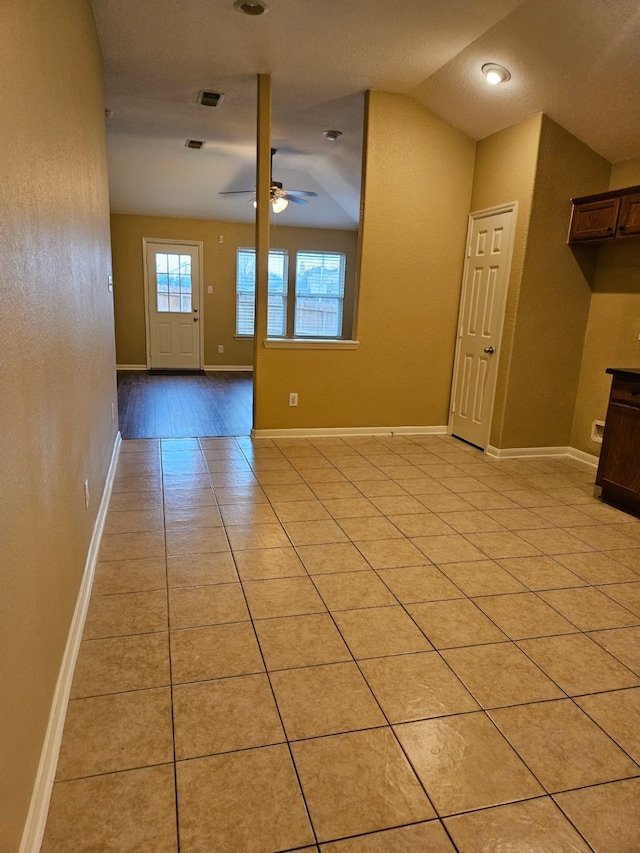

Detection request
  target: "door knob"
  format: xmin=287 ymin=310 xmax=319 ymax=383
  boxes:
xmin=483 ymin=346 xmax=495 ymax=354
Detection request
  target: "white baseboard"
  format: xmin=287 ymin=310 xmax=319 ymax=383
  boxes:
xmin=204 ymin=365 xmax=253 ymax=372
xmin=486 ymin=443 xmax=599 ymax=468
xmin=117 ymin=364 xmax=254 ymax=373
xmin=567 ymin=447 xmax=600 ymax=468
xmin=20 ymin=432 xmax=122 ymax=853
xmin=251 ymin=425 xmax=448 ymax=439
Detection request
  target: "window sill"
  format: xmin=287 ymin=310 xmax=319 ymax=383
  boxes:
xmin=263 ymin=338 xmax=360 ymax=350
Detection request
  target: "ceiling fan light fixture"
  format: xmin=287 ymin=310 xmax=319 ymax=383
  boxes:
xmin=323 ymin=129 xmax=342 ymax=141
xmin=482 ymin=63 xmax=511 ymax=85
xmin=252 ymin=197 xmax=289 ymax=213
xmin=233 ymin=0 xmax=268 ymax=15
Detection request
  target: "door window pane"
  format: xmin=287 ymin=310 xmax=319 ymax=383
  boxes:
xmin=155 ymin=252 xmax=192 ymax=313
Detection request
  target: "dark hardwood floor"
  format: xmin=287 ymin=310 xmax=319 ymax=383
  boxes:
xmin=117 ymin=371 xmax=253 ymax=438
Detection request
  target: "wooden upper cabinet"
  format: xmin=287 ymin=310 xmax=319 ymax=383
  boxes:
xmin=569 ymin=197 xmax=619 ymax=242
xmin=617 ymin=193 xmax=640 ymax=237
xmin=568 ymin=184 xmax=640 ymax=244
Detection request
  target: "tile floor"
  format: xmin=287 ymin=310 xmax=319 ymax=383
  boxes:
xmin=41 ymin=434 xmax=640 ymax=852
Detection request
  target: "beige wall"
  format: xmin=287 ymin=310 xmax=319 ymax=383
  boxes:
xmin=571 ymin=159 xmax=640 ymax=454
xmin=471 ymin=114 xmax=541 ymax=446
xmin=110 ymin=214 xmax=358 ymax=368
xmin=471 ymin=114 xmax=611 ymax=449
xmin=0 ymin=1 xmax=117 ymax=848
xmin=501 ymin=116 xmax=610 ymax=448
xmin=254 ymin=90 xmax=476 ymax=430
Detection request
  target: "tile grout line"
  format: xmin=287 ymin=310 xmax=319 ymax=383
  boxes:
xmin=160 ymin=439 xmax=183 ymax=853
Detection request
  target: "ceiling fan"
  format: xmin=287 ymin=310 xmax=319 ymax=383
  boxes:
xmin=220 ymin=148 xmax=317 ymax=213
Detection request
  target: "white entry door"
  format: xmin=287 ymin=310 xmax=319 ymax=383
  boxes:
xmin=450 ymin=205 xmax=516 ymax=449
xmin=144 ymin=240 xmax=202 ymax=370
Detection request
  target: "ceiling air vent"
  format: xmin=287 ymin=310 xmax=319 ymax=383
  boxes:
xmin=197 ymin=90 xmax=225 ymax=108
xmin=185 ymin=139 xmax=205 ymax=150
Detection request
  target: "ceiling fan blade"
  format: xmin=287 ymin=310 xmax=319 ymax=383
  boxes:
xmin=282 ymin=194 xmax=308 ymax=204
xmin=219 ymin=189 xmax=255 ymax=195
xmin=283 ymin=190 xmax=318 ymax=197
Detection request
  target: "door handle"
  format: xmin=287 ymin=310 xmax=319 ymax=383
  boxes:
xmin=483 ymin=346 xmax=495 ymax=354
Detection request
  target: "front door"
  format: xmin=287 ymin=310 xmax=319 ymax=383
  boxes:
xmin=450 ymin=205 xmax=516 ymax=449
xmin=144 ymin=240 xmax=202 ymax=370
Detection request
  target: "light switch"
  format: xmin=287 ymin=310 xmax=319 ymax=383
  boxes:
xmin=207 ymin=286 xmax=213 ymax=294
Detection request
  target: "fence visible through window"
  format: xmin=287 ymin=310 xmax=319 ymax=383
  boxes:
xmin=235 ymin=248 xmax=346 ymax=338
xmin=155 ymin=252 xmax=192 ymax=313
xmin=236 ymin=248 xmax=288 ymax=336
xmin=294 ymin=251 xmax=345 ymax=337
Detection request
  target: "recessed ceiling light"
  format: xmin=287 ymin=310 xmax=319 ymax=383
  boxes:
xmin=481 ymin=63 xmax=511 ymax=85
xmin=323 ymin=130 xmax=343 ymax=141
xmin=233 ymin=0 xmax=268 ymax=15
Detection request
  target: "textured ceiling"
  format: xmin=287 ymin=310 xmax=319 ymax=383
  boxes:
xmin=92 ymin=0 xmax=640 ymax=229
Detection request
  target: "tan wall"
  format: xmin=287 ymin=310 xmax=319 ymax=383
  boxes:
xmin=571 ymin=159 xmax=640 ymax=454
xmin=110 ymin=215 xmax=358 ymax=368
xmin=254 ymin=90 xmax=476 ymax=430
xmin=0 ymin=1 xmax=117 ymax=849
xmin=470 ymin=114 xmax=542 ymax=447
xmin=501 ymin=116 xmax=610 ymax=448
xmin=471 ymin=114 xmax=610 ymax=450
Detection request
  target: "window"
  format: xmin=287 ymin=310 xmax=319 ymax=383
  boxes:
xmin=236 ymin=248 xmax=288 ymax=336
xmin=236 ymin=248 xmax=347 ymax=339
xmin=155 ymin=252 xmax=192 ymax=313
xmin=294 ymin=251 xmax=345 ymax=337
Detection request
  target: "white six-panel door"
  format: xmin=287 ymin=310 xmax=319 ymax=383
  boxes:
xmin=450 ymin=205 xmax=516 ymax=449
xmin=144 ymin=239 xmax=203 ymax=370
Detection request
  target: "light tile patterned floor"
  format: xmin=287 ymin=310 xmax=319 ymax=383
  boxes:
xmin=41 ymin=435 xmax=640 ymax=852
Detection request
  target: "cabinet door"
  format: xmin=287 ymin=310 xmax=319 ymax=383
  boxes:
xmin=617 ymin=193 xmax=640 ymax=237
xmin=596 ymin=403 xmax=640 ymax=496
xmin=569 ymin=198 xmax=619 ymax=243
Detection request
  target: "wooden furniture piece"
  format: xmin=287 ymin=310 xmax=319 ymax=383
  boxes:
xmin=596 ymin=368 xmax=640 ymax=513
xmin=568 ymin=185 xmax=640 ymax=244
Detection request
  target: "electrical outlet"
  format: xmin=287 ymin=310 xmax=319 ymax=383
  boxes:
xmin=84 ymin=479 xmax=90 ymax=509
xmin=218 ymin=234 xmax=224 ymax=244
xmin=289 ymin=392 xmax=298 ymax=407
xmin=111 ymin=402 xmax=115 ymax=421
xmin=218 ymin=345 xmax=224 ymax=353
xmin=108 ymin=275 xmax=113 ymax=292
xmin=207 ymin=285 xmax=213 ymax=294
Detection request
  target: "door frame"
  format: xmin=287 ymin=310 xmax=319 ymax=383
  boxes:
xmin=142 ymin=238 xmax=205 ymax=370
xmin=448 ymin=201 xmax=518 ymax=451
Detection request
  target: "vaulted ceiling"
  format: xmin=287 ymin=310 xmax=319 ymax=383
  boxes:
xmin=93 ymin=0 xmax=640 ymax=230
